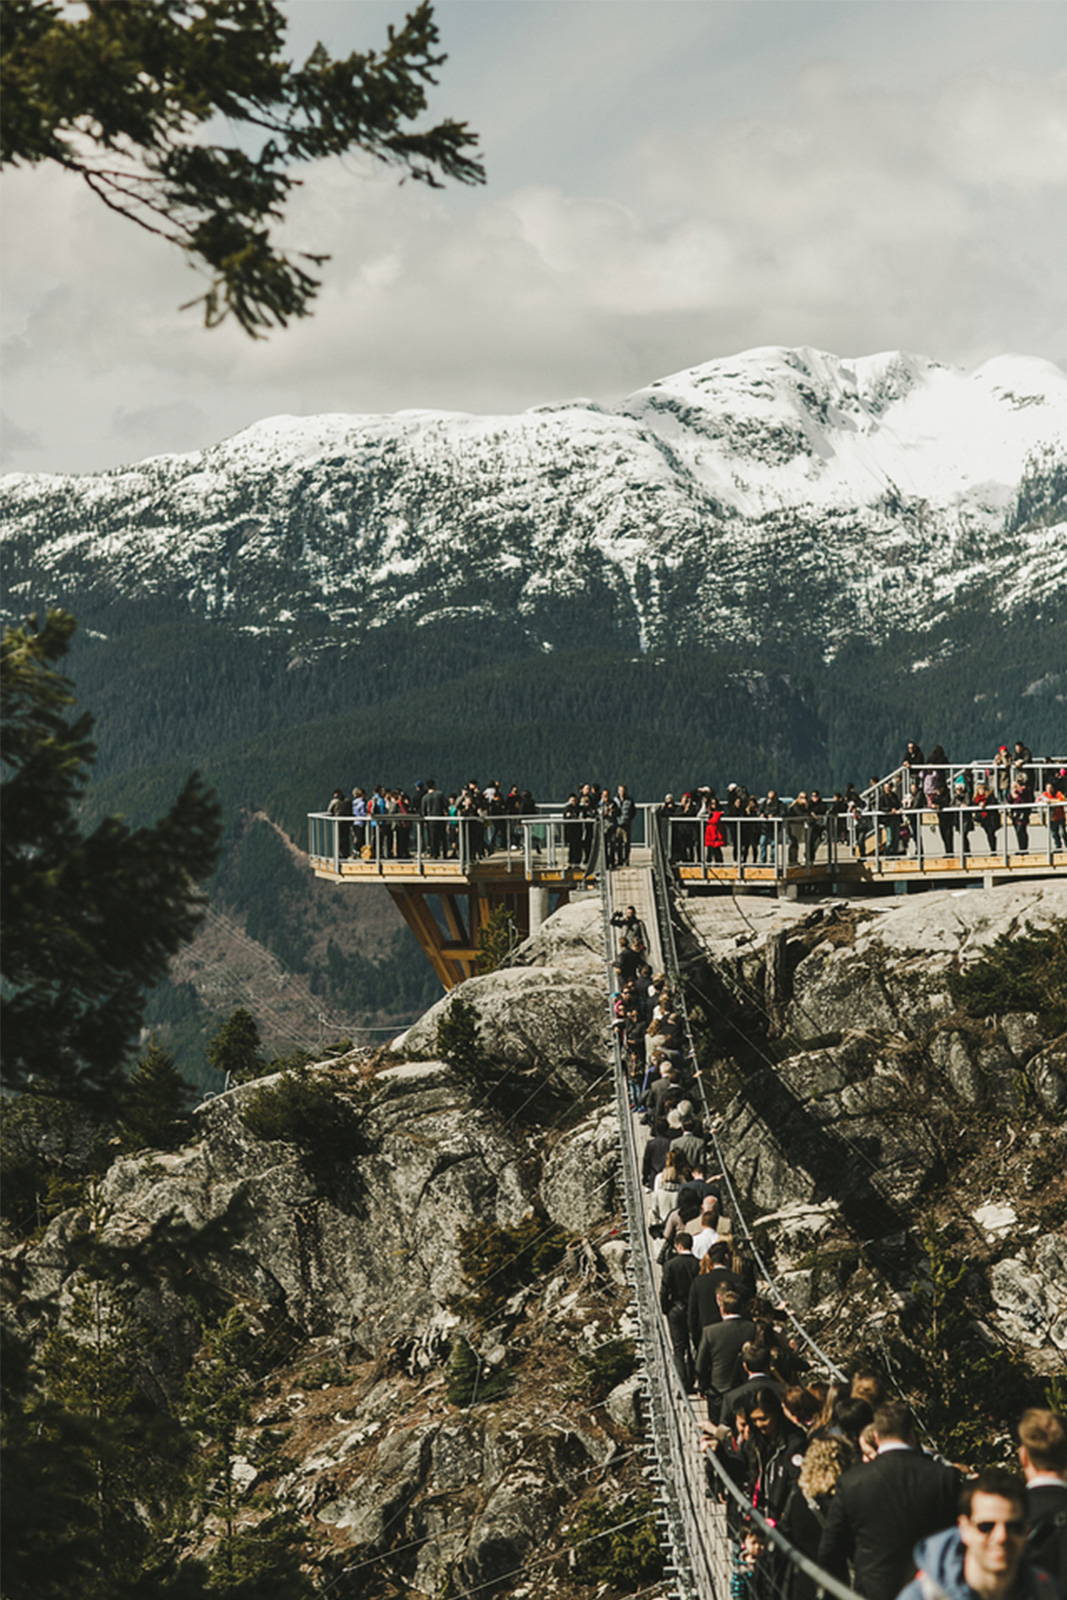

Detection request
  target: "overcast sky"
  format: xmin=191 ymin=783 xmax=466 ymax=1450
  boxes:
xmin=2 ymin=0 xmax=1066 ymax=475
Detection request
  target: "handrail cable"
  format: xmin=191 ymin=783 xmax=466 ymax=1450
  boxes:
xmin=648 ymin=821 xmax=848 ymax=1383
xmin=651 ymin=847 xmax=964 ymax=1464
xmin=599 ymin=853 xmax=719 ymax=1600
xmin=601 ymin=836 xmax=862 ymax=1600
xmin=700 ymin=1439 xmax=863 ymax=1600
xmin=663 ymin=846 xmax=1005 ymax=1271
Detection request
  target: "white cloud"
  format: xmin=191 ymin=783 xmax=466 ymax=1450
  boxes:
xmin=1 ymin=57 xmax=1065 ymax=474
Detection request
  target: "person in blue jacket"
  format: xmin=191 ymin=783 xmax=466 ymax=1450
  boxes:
xmin=896 ymin=1468 xmax=1059 ymax=1600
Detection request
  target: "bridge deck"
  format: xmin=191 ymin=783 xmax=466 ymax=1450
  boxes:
xmin=310 ymin=844 xmax=1066 ymax=890
xmin=676 ymin=848 xmax=1067 ymax=887
xmin=308 ymin=854 xmax=598 ymax=888
xmin=608 ymin=861 xmax=664 ymax=972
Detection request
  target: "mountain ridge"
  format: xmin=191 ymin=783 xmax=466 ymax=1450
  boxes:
xmin=4 ymin=344 xmax=1064 ymax=659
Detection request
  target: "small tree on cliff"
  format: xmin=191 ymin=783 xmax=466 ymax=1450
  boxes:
xmin=207 ymin=1008 xmax=266 ymax=1086
xmin=120 ymin=1036 xmax=193 ymax=1151
xmin=0 ymin=610 xmax=221 ymax=1110
xmin=435 ymin=995 xmax=484 ymax=1079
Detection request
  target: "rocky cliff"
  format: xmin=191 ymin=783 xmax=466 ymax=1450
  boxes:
xmin=4 ymin=883 xmax=1065 ymax=1593
xmin=3 ymin=898 xmax=643 ymax=1599
xmin=680 ymin=878 xmax=1067 ymax=1447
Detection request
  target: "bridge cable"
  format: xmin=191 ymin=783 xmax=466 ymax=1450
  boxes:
xmin=601 ymin=833 xmax=862 ymax=1600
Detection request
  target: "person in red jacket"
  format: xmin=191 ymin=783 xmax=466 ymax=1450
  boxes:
xmin=1039 ymin=772 xmax=1066 ymax=851
xmin=704 ymin=807 xmax=725 ymax=865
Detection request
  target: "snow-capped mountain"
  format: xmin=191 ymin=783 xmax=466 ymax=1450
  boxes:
xmin=3 ymin=346 xmax=1065 ymax=654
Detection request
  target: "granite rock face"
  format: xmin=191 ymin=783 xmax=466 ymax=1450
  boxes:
xmin=11 ymin=1057 xmax=534 ymax=1351
xmin=393 ymin=950 xmax=609 ymax=1098
xmin=540 ymin=1109 xmax=620 ymax=1233
xmin=683 ymin=879 xmax=1067 ymax=1359
xmin=1 ymin=900 xmax=642 ymax=1598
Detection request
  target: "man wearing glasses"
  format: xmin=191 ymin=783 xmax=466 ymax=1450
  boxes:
xmin=897 ymin=1468 xmax=1058 ymax=1600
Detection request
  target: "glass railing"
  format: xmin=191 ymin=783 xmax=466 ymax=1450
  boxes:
xmin=307 ymin=811 xmax=604 ymax=875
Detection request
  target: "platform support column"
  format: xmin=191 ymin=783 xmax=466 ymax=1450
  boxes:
xmin=528 ymin=884 xmax=550 ymax=936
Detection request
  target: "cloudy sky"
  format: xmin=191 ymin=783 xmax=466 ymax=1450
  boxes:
xmin=3 ymin=0 xmax=1066 ymax=474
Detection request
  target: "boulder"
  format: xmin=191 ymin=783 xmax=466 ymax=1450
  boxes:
xmin=990 ymin=1239 xmax=1067 ymax=1351
xmin=541 ymin=1111 xmax=619 ymax=1232
xmin=510 ymin=897 xmax=606 ymax=975
xmin=395 ymin=966 xmax=607 ymax=1089
xmin=1026 ymin=1036 xmax=1067 ymax=1115
xmin=597 ymin=1238 xmax=631 ymax=1290
xmin=315 ymin=1422 xmax=436 ymax=1537
xmin=604 ymin=1375 xmax=644 ymax=1434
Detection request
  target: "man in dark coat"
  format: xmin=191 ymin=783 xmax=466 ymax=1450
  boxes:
xmin=694 ymin=1287 xmax=755 ymax=1421
xmin=1018 ymin=1408 xmax=1067 ymax=1590
xmin=420 ymin=778 xmax=447 ymax=857
xmin=688 ymin=1242 xmax=748 ymax=1349
xmin=719 ymin=1341 xmax=785 ymax=1425
xmin=818 ymin=1400 xmax=959 ymax=1600
xmin=660 ymin=1233 xmax=700 ymax=1390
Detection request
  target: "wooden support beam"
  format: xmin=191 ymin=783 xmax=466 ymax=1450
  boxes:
xmin=440 ymin=892 xmax=470 ymax=946
xmin=389 ymin=887 xmax=465 ymax=990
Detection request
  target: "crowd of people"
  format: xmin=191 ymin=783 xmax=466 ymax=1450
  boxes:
xmin=323 ymin=779 xmax=639 ymax=865
xmin=325 ymin=778 xmax=540 ymax=861
xmin=658 ymin=741 xmax=1066 ymax=866
xmin=610 ymin=920 xmax=1066 ymax=1600
xmin=321 ymin=742 xmax=1066 ymax=868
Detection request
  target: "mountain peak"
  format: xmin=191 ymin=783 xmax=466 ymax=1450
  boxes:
xmin=3 ymin=345 xmax=1064 ymax=657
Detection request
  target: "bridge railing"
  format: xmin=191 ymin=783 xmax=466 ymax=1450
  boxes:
xmin=309 ymin=792 xmax=1066 ymax=880
xmin=660 ymin=797 xmax=1066 ymax=877
xmin=599 ymin=854 xmax=730 ymax=1600
xmin=862 ymin=757 xmax=1067 ymax=808
xmin=600 ymin=836 xmax=861 ymax=1600
xmin=308 ymin=811 xmax=602 ymax=875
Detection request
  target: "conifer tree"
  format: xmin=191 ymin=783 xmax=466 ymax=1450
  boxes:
xmin=182 ymin=1307 xmax=256 ymax=1557
xmin=3 ymin=1269 xmax=184 ymax=1600
xmin=206 ymin=1008 xmax=266 ymax=1086
xmin=435 ymin=995 xmax=483 ymax=1078
xmin=1 ymin=0 xmax=484 ymax=334
xmin=0 ymin=1092 xmax=110 ymax=1236
xmin=1 ymin=611 xmax=221 ymax=1109
xmin=121 ymin=1036 xmax=193 ymax=1151
xmin=0 ymin=1327 xmax=101 ymax=1600
xmin=476 ymin=904 xmax=519 ymax=974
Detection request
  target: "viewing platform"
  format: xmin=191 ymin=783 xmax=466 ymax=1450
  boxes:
xmin=307 ymin=812 xmax=601 ymax=987
xmin=308 ymin=763 xmax=1066 ymax=987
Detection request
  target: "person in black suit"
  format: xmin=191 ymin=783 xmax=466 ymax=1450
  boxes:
xmin=694 ymin=1286 xmax=755 ymax=1421
xmin=687 ymin=1242 xmax=748 ymax=1348
xmin=660 ymin=1232 xmax=700 ymax=1390
xmin=818 ymin=1400 xmax=959 ymax=1600
xmin=1018 ymin=1408 xmax=1067 ymax=1590
xmin=719 ymin=1340 xmax=785 ymax=1425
